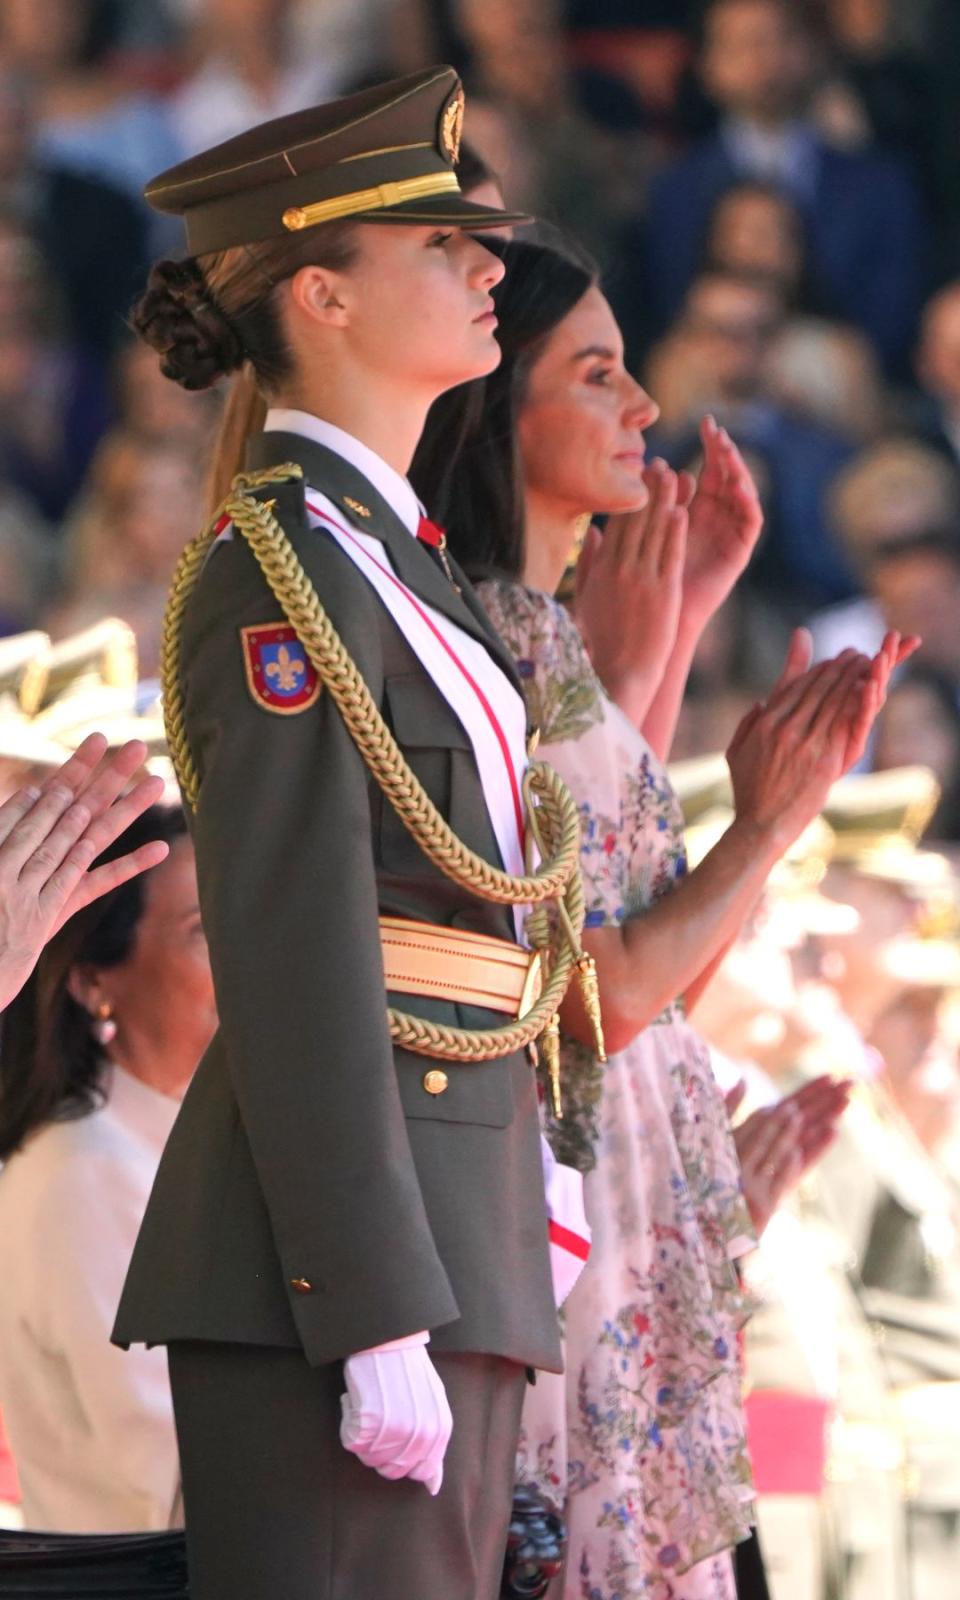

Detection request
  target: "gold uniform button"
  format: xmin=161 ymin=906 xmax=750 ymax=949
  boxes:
xmin=290 ymin=1276 xmax=313 ymax=1294
xmin=423 ymin=1069 xmax=449 ymax=1096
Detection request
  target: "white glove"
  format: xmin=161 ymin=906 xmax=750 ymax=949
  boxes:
xmin=340 ymin=1331 xmax=453 ymax=1496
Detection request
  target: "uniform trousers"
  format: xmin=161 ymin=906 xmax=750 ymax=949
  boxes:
xmin=168 ymin=1340 xmax=527 ymax=1600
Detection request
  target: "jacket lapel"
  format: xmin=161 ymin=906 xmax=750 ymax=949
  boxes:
xmin=246 ymin=430 xmax=524 ymax=695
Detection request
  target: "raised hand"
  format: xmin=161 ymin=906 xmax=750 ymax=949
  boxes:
xmin=0 ymin=734 xmax=170 ymax=1010
xmin=732 ymin=1074 xmax=851 ymax=1236
xmin=681 ymin=415 xmax=764 ymax=631
xmin=726 ymin=638 xmax=892 ymax=852
xmin=573 ymin=458 xmax=688 ymax=728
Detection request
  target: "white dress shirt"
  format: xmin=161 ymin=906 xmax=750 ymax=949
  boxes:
xmin=0 ymin=1066 xmax=182 ymax=1532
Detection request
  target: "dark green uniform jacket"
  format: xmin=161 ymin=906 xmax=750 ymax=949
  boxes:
xmin=113 ymin=432 xmax=562 ymax=1374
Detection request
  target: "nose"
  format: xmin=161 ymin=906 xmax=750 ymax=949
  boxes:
xmin=624 ymin=376 xmax=659 ymax=431
xmin=466 ymin=234 xmax=506 ymax=292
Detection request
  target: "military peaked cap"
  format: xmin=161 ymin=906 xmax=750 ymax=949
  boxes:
xmin=145 ymin=66 xmax=527 ymax=255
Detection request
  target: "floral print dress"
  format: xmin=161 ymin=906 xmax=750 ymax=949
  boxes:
xmin=480 ymin=580 xmax=756 ymax=1600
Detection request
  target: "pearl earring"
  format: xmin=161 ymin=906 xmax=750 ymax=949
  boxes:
xmin=92 ymin=1003 xmax=117 ymax=1046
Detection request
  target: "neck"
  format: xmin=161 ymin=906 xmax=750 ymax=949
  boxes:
xmin=110 ymin=1026 xmax=199 ymax=1103
xmin=275 ymin=375 xmax=430 ymax=477
xmin=522 ymin=486 xmax=585 ymax=594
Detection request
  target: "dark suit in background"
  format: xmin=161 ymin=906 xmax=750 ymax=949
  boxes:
xmin=631 ymin=127 xmax=926 ymax=376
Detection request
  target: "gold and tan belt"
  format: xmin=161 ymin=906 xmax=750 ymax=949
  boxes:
xmin=379 ymin=915 xmax=543 ymax=1018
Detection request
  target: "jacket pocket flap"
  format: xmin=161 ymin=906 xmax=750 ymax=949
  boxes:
xmin=384 ymin=674 xmax=472 ymax=751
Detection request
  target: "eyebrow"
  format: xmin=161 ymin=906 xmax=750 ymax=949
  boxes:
xmin=571 ymin=345 xmax=618 ymax=362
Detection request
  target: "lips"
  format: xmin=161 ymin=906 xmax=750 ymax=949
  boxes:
xmin=473 ymin=300 xmax=497 ymax=324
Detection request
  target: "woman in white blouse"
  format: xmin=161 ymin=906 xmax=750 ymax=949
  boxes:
xmin=0 ymin=805 xmax=216 ymax=1532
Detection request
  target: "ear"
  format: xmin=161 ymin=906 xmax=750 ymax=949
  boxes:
xmin=66 ymin=963 xmax=107 ymax=1017
xmin=287 ymin=263 xmax=352 ymax=329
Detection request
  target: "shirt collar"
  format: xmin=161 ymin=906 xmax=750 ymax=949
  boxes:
xmin=263 ymin=407 xmax=422 ymax=537
xmin=723 ymin=116 xmax=817 ymax=199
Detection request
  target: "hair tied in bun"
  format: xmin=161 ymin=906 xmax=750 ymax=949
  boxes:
xmin=132 ymin=257 xmax=246 ymax=391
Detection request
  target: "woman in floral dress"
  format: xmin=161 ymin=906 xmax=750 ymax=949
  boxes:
xmin=413 ymin=240 xmax=905 ymax=1600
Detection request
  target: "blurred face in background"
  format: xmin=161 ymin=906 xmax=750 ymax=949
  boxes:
xmin=707 ymin=186 xmax=805 ymax=296
xmin=680 ymin=275 xmax=782 ymax=402
xmin=702 ymin=0 xmax=815 ymax=125
xmin=917 ymin=285 xmax=960 ymax=409
xmin=871 ymin=547 xmax=960 ymax=675
xmin=0 ymin=0 xmax=91 ymax=73
xmin=518 ymin=285 xmax=660 ymax=517
xmin=874 ymin=679 xmax=960 ymax=794
xmin=115 ymin=341 xmax=221 ymax=445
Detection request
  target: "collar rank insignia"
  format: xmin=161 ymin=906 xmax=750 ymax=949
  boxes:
xmin=343 ymin=495 xmax=372 ymax=518
xmin=241 ymin=623 xmax=321 ymax=714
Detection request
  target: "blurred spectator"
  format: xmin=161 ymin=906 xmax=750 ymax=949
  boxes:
xmin=635 ymin=0 xmax=926 ymax=374
xmin=913 ymin=281 xmax=960 ymax=466
xmin=702 ymin=179 xmax=887 ymax=438
xmin=873 ymin=666 xmax=960 ymax=840
xmin=0 ymin=211 xmax=113 ymax=524
xmin=812 ymin=0 xmax=937 ymax=190
xmin=648 ymin=267 xmax=857 ymax=607
xmin=0 ymin=488 xmax=54 ymax=634
xmin=0 ymin=807 xmax=212 ymax=1532
xmin=46 ymin=429 xmax=205 ymax=674
xmin=166 ymin=0 xmax=344 ymax=158
xmin=870 ymin=532 xmax=960 ymax=685
xmin=810 ymin=437 xmax=960 ymax=661
xmin=0 ymin=68 xmax=146 ymax=358
xmin=112 ymin=335 xmax=221 ymax=449
xmin=669 ymin=584 xmax=786 ymax=759
xmin=0 ymin=0 xmax=180 ymax=212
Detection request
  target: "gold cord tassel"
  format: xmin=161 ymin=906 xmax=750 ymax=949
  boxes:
xmin=576 ymin=954 xmax=607 ymax=1062
xmin=541 ymin=1013 xmax=563 ymax=1119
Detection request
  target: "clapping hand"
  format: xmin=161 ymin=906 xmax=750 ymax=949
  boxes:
xmin=0 ymin=734 xmax=169 ymax=1011
xmin=727 ymin=1074 xmax=852 ymax=1236
xmin=726 ymin=628 xmax=920 ymax=853
xmin=573 ymin=459 xmax=689 ymax=727
xmin=682 ymin=416 xmax=764 ymax=632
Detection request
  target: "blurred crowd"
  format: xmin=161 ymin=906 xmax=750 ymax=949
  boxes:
xmin=1 ymin=3 xmax=960 ymax=1598
xmin=0 ymin=0 xmax=956 ymax=821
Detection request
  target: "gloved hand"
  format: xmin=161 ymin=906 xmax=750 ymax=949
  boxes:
xmin=340 ymin=1332 xmax=453 ymax=1496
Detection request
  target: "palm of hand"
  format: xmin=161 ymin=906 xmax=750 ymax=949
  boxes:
xmin=682 ymin=418 xmax=763 ymax=625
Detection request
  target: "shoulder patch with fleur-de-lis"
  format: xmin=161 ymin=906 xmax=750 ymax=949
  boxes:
xmin=240 ymin=623 xmax=321 ymax=714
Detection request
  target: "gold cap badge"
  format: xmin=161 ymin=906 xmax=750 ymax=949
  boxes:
xmin=441 ymin=86 xmax=465 ymax=164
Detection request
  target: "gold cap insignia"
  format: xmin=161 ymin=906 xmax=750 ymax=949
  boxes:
xmin=441 ymin=87 xmax=465 ymax=165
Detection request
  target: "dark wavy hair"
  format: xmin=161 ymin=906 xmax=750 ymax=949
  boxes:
xmin=0 ymin=805 xmax=187 ymax=1161
xmin=410 ymin=237 xmax=597 ymax=580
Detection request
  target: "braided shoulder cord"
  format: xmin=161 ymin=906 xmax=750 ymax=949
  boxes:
xmin=161 ymin=464 xmax=595 ymax=1067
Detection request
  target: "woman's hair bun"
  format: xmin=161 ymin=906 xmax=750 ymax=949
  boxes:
xmin=131 ymin=258 xmax=245 ymax=390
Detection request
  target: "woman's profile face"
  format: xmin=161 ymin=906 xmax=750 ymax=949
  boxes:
xmin=318 ymin=221 xmax=506 ymax=397
xmin=97 ymin=838 xmax=217 ymax=1067
xmin=518 ymin=286 xmax=660 ymax=516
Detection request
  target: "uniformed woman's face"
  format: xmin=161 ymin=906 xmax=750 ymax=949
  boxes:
xmin=311 ymin=222 xmax=506 ymax=394
xmin=518 ymin=287 xmax=660 ymax=516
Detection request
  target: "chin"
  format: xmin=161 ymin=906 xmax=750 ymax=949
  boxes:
xmin=600 ymin=477 xmax=650 ymax=514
